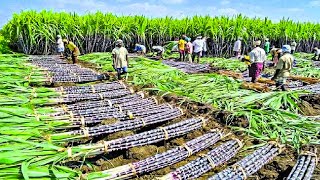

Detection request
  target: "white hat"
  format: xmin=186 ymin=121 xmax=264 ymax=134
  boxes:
xmin=57 ymin=35 xmax=61 ymax=38
xmin=115 ymin=39 xmax=123 ymax=45
xmin=282 ymin=45 xmax=291 ymax=53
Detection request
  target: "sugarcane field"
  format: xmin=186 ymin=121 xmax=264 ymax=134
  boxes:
xmin=0 ymin=1 xmax=320 ymax=179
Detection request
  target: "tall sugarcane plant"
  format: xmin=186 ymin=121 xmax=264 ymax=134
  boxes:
xmin=3 ymin=11 xmax=320 ymax=55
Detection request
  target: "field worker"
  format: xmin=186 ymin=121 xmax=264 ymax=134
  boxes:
xmin=56 ymin=35 xmax=64 ymax=57
xmin=264 ymin=38 xmax=270 ymax=54
xmin=178 ymin=35 xmax=186 ymax=61
xmin=233 ymin=38 xmax=242 ymax=58
xmin=313 ymin=47 xmax=320 ymax=61
xmin=202 ymin=36 xmax=208 ymax=57
xmin=186 ymin=38 xmax=193 ymax=62
xmin=270 ymin=45 xmax=282 ymax=66
xmin=112 ymin=39 xmax=129 ymax=80
xmin=192 ymin=36 xmax=204 ymax=63
xmin=152 ymin=45 xmax=165 ymax=59
xmin=249 ymin=40 xmax=266 ymax=83
xmin=134 ymin=44 xmax=146 ymax=55
xmin=63 ymin=39 xmax=80 ymax=64
xmin=290 ymin=40 xmax=297 ymax=54
xmin=271 ymin=45 xmax=294 ymax=91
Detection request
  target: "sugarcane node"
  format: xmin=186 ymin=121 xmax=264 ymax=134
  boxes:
xmin=141 ymin=118 xmax=146 ymax=127
xmin=200 ymin=154 xmax=216 ymax=169
xmin=232 ymin=164 xmax=247 ymax=179
xmin=117 ymin=105 xmax=123 ymax=113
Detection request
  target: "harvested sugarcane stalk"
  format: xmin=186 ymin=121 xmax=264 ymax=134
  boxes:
xmin=86 ymin=130 xmax=225 ymax=180
xmin=51 ymin=108 xmax=182 ymax=141
xmin=241 ymin=82 xmax=270 ymax=92
xmin=290 ymin=75 xmax=320 ymax=84
xmin=55 ymin=82 xmax=126 ymax=94
xmin=286 ymin=149 xmax=318 ymax=180
xmin=65 ymin=118 xmax=208 ymax=158
xmin=162 ymin=60 xmax=211 ymax=74
xmin=161 ymin=139 xmax=243 ymax=180
xmin=209 ymin=142 xmax=284 ymax=180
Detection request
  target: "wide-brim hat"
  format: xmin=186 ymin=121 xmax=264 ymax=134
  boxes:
xmin=282 ymin=45 xmax=291 ymax=53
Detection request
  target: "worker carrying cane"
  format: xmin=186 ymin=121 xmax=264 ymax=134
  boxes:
xmin=62 ymin=39 xmax=80 ymax=64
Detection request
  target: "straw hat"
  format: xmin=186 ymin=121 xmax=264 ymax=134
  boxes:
xmin=253 ymin=40 xmax=261 ymax=46
xmin=314 ymin=47 xmax=318 ymax=50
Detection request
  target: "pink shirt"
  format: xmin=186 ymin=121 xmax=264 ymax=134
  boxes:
xmin=186 ymin=42 xmax=193 ymax=54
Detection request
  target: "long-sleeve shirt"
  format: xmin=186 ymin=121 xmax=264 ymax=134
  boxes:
xmin=233 ymin=40 xmax=241 ymax=52
xmin=276 ymin=53 xmax=294 ymax=78
xmin=192 ymin=39 xmax=203 ymax=53
xmin=249 ymin=47 xmax=266 ymax=63
xmin=57 ymin=38 xmax=64 ymax=49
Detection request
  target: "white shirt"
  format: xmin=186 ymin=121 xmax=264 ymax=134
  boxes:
xmin=233 ymin=40 xmax=241 ymax=52
xmin=249 ymin=47 xmax=266 ymax=63
xmin=57 ymin=38 xmax=64 ymax=49
xmin=152 ymin=46 xmax=164 ymax=52
xmin=202 ymin=39 xmax=207 ymax=52
xmin=315 ymin=49 xmax=320 ymax=56
xmin=192 ymin=39 xmax=203 ymax=53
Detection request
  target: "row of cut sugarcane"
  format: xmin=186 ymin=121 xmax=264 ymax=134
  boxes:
xmin=28 ymin=56 xmax=108 ymax=83
xmin=162 ymin=60 xmax=212 ymax=74
xmin=86 ymin=136 xmax=291 ymax=180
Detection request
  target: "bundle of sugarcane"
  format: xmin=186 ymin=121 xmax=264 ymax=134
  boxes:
xmin=52 ymin=89 xmax=132 ymax=104
xmin=161 ymin=139 xmax=242 ymax=180
xmin=217 ymin=70 xmax=243 ymax=79
xmin=57 ymin=94 xmax=144 ymax=112
xmin=49 ymin=101 xmax=173 ymax=125
xmin=162 ymin=60 xmax=211 ymax=74
xmin=51 ymin=108 xmax=182 ymax=141
xmin=208 ymin=142 xmax=284 ymax=180
xmin=241 ymin=82 xmax=270 ymax=92
xmin=67 ymin=118 xmax=208 ymax=158
xmin=86 ymin=130 xmax=224 ymax=180
xmin=55 ymin=82 xmax=126 ymax=94
xmin=286 ymin=149 xmax=318 ymax=180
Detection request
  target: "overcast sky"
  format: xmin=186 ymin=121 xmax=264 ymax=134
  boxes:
xmin=1 ymin=0 xmax=320 ymax=27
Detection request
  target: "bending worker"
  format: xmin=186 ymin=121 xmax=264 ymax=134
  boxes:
xmin=152 ymin=45 xmax=165 ymax=59
xmin=134 ymin=44 xmax=146 ymax=55
xmin=313 ymin=47 xmax=320 ymax=61
xmin=63 ymin=39 xmax=80 ymax=64
xmin=271 ymin=45 xmax=294 ymax=91
xmin=112 ymin=39 xmax=129 ymax=80
xmin=249 ymin=40 xmax=266 ymax=83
